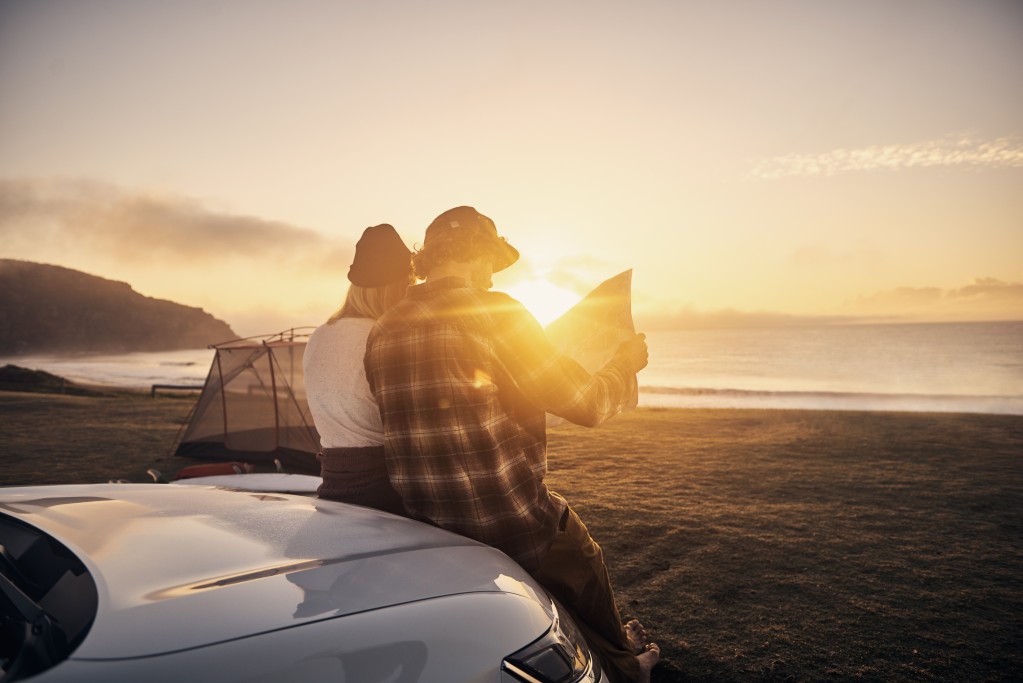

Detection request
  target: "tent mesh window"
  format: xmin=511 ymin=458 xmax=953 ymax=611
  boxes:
xmin=175 ymin=330 xmax=320 ymax=474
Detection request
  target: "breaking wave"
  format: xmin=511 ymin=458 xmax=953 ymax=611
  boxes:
xmin=639 ymin=386 xmax=1023 ymax=415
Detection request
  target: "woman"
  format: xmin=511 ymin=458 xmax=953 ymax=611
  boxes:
xmin=303 ymin=223 xmax=413 ymax=515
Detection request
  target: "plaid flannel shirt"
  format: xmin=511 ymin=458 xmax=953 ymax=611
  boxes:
xmin=365 ymin=277 xmax=636 ymax=570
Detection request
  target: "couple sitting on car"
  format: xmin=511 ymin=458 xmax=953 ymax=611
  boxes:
xmin=303 ymin=207 xmax=660 ymax=683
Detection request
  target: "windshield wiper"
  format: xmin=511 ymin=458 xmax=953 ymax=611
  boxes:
xmin=0 ymin=545 xmax=38 ymax=595
xmin=0 ymin=574 xmax=67 ymax=682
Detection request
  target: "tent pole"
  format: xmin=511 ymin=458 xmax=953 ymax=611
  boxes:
xmin=216 ymin=349 xmax=229 ymax=441
xmin=266 ymin=340 xmax=280 ymax=451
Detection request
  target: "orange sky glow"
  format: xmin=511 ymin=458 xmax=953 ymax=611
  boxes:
xmin=1 ymin=0 xmax=1020 ymax=336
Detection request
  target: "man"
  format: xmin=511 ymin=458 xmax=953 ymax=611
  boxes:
xmin=365 ymin=206 xmax=660 ymax=682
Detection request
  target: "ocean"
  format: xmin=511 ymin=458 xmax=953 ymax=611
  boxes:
xmin=3 ymin=320 xmax=1021 ymax=415
xmin=640 ymin=320 xmax=1023 ymax=415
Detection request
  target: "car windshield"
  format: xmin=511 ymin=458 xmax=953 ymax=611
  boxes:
xmin=0 ymin=514 xmax=98 ymax=682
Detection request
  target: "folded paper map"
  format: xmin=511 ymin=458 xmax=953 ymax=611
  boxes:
xmin=544 ymin=270 xmax=638 ymax=420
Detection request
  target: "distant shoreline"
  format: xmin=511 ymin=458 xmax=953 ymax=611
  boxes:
xmin=4 ymin=318 xmax=1022 ymax=417
xmin=3 ymin=356 xmax=1020 ymax=417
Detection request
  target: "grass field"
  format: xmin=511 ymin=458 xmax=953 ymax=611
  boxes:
xmin=1 ymin=391 xmax=1021 ymax=681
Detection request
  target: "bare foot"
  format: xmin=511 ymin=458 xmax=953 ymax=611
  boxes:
xmin=636 ymin=642 xmax=660 ymax=683
xmin=624 ymin=619 xmax=648 ymax=655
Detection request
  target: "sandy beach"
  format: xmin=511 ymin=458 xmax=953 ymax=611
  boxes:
xmin=1 ymin=390 xmax=1021 ymax=681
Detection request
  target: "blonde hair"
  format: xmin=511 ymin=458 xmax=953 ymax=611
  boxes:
xmin=326 ymin=277 xmax=410 ymax=323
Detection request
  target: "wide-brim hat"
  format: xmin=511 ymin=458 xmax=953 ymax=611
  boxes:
xmin=347 ymin=224 xmax=412 ymax=287
xmin=424 ymin=206 xmax=519 ymax=272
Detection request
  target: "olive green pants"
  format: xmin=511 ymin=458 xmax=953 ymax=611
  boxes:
xmin=531 ymin=506 xmax=640 ymax=683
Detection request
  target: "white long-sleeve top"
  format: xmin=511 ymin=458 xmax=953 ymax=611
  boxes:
xmin=303 ymin=318 xmax=383 ymax=448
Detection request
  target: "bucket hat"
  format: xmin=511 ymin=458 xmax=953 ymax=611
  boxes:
xmin=424 ymin=206 xmax=519 ymax=272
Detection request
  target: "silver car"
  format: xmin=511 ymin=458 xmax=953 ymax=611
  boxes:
xmin=0 ymin=483 xmax=604 ymax=682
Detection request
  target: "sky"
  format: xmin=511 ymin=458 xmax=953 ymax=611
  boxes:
xmin=1 ymin=0 xmax=1021 ymax=336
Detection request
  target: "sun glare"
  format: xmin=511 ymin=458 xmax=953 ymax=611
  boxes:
xmin=504 ymin=279 xmax=580 ymax=327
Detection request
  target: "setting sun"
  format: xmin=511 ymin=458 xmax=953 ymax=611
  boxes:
xmin=504 ymin=279 xmax=581 ymax=327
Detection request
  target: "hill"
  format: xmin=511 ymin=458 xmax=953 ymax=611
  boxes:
xmin=0 ymin=260 xmax=237 ymax=354
xmin=0 ymin=364 xmax=108 ymax=396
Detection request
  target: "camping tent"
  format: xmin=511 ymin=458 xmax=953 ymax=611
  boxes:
xmin=174 ymin=329 xmax=321 ymax=474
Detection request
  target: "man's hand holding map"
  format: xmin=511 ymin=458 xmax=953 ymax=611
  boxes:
xmin=544 ymin=270 xmax=640 ymax=420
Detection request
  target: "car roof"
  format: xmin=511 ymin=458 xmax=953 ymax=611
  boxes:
xmin=0 ymin=484 xmax=551 ymax=658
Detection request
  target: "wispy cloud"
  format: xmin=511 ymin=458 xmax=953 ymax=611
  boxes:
xmin=751 ymin=135 xmax=1023 ymax=180
xmin=0 ymin=177 xmax=351 ymax=270
xmin=847 ymin=278 xmax=1023 ymax=321
xmin=636 ymin=278 xmax=1023 ymax=330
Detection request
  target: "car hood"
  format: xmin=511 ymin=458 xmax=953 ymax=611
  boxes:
xmin=0 ymin=484 xmax=552 ymax=659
